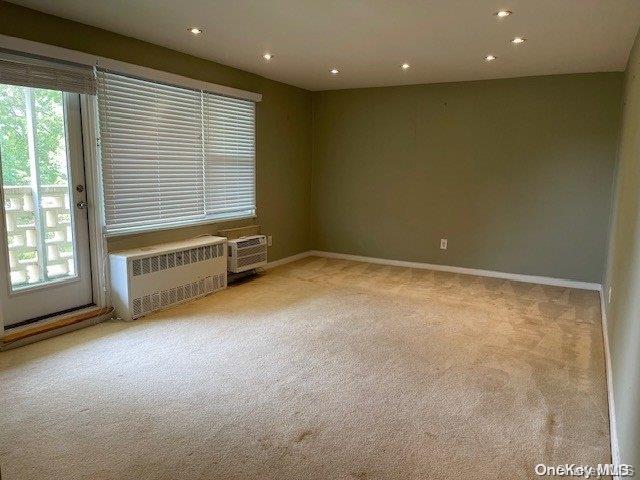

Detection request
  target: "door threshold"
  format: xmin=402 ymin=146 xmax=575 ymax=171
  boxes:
xmin=2 ymin=305 xmax=113 ymax=349
xmin=6 ymin=303 xmax=95 ymax=330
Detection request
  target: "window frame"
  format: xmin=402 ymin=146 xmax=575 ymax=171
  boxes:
xmin=100 ymin=210 xmax=257 ymax=238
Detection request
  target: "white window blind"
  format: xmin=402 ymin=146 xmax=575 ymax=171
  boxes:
xmin=96 ymin=70 xmax=256 ymax=235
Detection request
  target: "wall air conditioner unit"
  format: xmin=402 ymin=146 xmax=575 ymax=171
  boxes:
xmin=109 ymin=236 xmax=227 ymax=321
xmin=228 ymin=235 xmax=268 ymax=273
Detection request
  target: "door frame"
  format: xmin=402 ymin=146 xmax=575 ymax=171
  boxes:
xmin=80 ymin=95 xmax=108 ymax=312
xmin=0 ymin=94 xmax=108 ymax=333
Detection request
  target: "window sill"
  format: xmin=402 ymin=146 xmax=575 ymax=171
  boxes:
xmin=103 ymin=213 xmax=257 ymax=239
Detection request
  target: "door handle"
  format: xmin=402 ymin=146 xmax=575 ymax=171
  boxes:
xmin=77 ymin=201 xmax=88 ymax=209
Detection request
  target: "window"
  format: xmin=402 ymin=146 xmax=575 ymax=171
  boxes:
xmin=96 ymin=71 xmax=256 ymax=235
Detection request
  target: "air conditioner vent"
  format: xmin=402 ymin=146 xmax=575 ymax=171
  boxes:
xmin=237 ymin=245 xmax=266 ymax=256
xmin=228 ymin=235 xmax=267 ymax=273
xmin=236 ymin=237 xmax=262 ymax=248
xmin=237 ymin=252 xmax=267 ymax=268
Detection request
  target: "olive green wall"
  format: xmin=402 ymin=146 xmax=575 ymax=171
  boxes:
xmin=0 ymin=3 xmax=623 ymax=280
xmin=0 ymin=1 xmax=313 ymax=260
xmin=603 ymin=28 xmax=640 ymax=467
xmin=312 ymin=73 xmax=623 ymax=282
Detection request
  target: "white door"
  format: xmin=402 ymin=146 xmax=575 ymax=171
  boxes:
xmin=0 ymin=85 xmax=93 ymax=327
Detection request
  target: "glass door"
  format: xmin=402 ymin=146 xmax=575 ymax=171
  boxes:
xmin=0 ymin=84 xmax=93 ymax=327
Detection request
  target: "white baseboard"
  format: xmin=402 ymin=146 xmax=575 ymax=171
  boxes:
xmin=599 ymin=289 xmax=621 ymax=474
xmin=309 ymin=250 xmax=601 ymax=291
xmin=264 ymin=251 xmax=313 ymax=269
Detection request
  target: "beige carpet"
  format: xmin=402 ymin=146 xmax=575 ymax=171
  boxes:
xmin=0 ymin=256 xmax=610 ymax=479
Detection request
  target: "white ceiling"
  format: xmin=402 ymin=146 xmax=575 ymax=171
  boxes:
xmin=11 ymin=0 xmax=640 ymax=91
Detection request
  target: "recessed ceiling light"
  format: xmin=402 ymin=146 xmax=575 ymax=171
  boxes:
xmin=330 ymin=68 xmax=339 ymax=75
xmin=496 ymin=10 xmax=512 ymax=17
xmin=401 ymin=63 xmax=411 ymax=70
xmin=188 ymin=27 xmax=203 ymax=35
xmin=263 ymin=53 xmax=274 ymax=60
xmin=485 ymin=55 xmax=497 ymax=62
xmin=511 ymin=36 xmax=526 ymax=44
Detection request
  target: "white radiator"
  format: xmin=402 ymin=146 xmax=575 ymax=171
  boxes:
xmin=109 ymin=236 xmax=227 ymax=321
xmin=228 ymin=235 xmax=268 ymax=273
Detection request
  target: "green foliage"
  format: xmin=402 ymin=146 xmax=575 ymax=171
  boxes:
xmin=0 ymin=84 xmax=67 ymax=186
xmin=0 ymin=84 xmax=28 ymax=186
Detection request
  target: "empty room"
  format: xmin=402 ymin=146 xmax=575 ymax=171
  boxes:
xmin=1 ymin=1 xmax=640 ymax=478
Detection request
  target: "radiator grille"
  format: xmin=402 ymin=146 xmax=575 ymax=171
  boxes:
xmin=132 ymin=297 xmax=142 ymax=317
xmin=131 ymin=244 xmax=224 ymax=277
xmin=130 ymin=272 xmax=226 ymax=319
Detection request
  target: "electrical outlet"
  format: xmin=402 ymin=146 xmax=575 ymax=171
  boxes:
xmin=440 ymin=238 xmax=448 ymax=250
xmin=267 ymin=235 xmax=273 ymax=247
xmin=608 ymin=287 xmax=612 ymax=304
